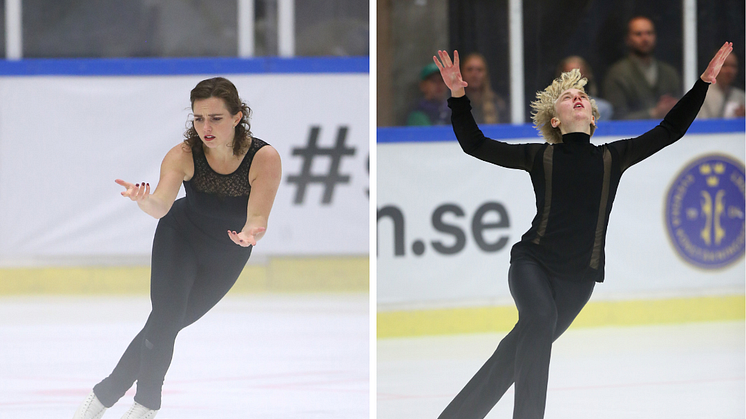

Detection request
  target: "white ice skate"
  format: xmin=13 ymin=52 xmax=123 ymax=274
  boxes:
xmin=120 ymin=401 xmax=158 ymax=419
xmin=72 ymin=391 xmax=107 ymax=419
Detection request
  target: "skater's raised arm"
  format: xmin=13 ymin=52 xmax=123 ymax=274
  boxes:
xmin=437 ymin=49 xmax=540 ymax=171
xmin=115 ymin=144 xmax=189 ymax=219
xmin=610 ymin=41 xmax=733 ymax=171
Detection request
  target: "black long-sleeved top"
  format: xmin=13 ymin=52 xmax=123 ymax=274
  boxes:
xmin=448 ymin=79 xmax=709 ymax=282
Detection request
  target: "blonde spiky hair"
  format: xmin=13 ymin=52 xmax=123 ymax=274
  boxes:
xmin=530 ymin=68 xmax=601 ymax=144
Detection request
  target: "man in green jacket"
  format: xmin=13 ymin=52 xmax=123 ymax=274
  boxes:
xmin=603 ymin=16 xmax=681 ymax=120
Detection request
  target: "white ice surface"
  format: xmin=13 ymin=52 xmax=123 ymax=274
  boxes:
xmin=378 ymin=321 xmax=745 ymax=419
xmin=0 ymin=294 xmax=369 ymax=419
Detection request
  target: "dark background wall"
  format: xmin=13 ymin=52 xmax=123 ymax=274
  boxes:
xmin=450 ymin=0 xmax=745 ymax=122
xmin=379 ymin=0 xmax=745 ymax=126
xmin=10 ymin=0 xmax=368 ymax=58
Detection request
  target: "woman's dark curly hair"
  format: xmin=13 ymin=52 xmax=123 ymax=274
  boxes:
xmin=183 ymin=77 xmax=253 ymax=156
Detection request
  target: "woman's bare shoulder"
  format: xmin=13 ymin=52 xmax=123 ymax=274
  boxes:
xmin=162 ymin=142 xmax=195 ymax=179
xmin=249 ymin=144 xmax=281 ymax=183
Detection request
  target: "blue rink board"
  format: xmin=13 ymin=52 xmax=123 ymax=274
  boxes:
xmin=378 ymin=118 xmax=745 ymax=143
xmin=0 ymin=56 xmax=369 ymax=76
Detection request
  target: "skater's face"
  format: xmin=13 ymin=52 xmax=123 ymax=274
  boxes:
xmin=192 ymin=97 xmax=243 ymax=150
xmin=552 ymin=88 xmax=595 ymax=134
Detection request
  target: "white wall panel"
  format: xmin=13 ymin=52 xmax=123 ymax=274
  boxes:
xmin=377 ymin=134 xmax=745 ymax=309
xmin=0 ymin=73 xmax=369 ymax=264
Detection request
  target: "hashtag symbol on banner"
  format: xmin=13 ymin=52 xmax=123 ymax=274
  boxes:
xmin=287 ymin=126 xmax=356 ymax=205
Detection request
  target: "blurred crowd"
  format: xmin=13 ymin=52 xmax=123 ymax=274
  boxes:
xmin=405 ymin=16 xmax=744 ymax=126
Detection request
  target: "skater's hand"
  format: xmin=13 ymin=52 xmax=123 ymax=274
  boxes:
xmin=116 ymin=179 xmax=150 ymax=202
xmin=433 ymin=50 xmax=468 ymax=98
xmin=701 ymin=41 xmax=733 ymax=84
xmin=228 ymin=227 xmax=266 ymax=247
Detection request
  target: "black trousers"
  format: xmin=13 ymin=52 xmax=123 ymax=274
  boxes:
xmin=93 ymin=218 xmax=251 ymax=410
xmin=438 ymin=259 xmax=595 ymax=419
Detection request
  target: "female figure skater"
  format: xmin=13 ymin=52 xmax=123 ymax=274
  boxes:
xmin=73 ymin=77 xmax=282 ymax=419
xmin=433 ymin=42 xmax=732 ymax=419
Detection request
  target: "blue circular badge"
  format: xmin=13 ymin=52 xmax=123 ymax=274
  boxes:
xmin=665 ymin=154 xmax=745 ymax=269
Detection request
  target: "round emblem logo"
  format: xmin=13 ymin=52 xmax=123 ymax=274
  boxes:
xmin=665 ymin=154 xmax=745 ymax=269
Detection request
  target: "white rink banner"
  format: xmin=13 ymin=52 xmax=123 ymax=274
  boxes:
xmin=0 ymin=60 xmax=368 ymax=263
xmin=377 ymin=125 xmax=745 ymax=309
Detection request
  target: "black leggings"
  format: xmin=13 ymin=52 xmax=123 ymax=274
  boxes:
xmin=93 ymin=219 xmax=251 ymax=410
xmin=438 ymin=259 xmax=595 ymax=419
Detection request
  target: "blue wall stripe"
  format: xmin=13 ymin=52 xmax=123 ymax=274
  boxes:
xmin=378 ymin=119 xmax=746 ymax=143
xmin=0 ymin=56 xmax=369 ymax=76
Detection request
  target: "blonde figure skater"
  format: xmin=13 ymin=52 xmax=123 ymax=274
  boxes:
xmin=434 ymin=42 xmax=733 ymax=419
xmin=72 ymin=77 xmax=282 ymax=419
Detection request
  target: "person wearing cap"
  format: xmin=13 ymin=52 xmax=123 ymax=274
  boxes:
xmin=406 ymin=62 xmax=451 ymax=125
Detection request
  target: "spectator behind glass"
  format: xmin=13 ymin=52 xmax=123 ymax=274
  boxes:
xmin=406 ymin=62 xmax=451 ymax=126
xmin=603 ymin=16 xmax=681 ymax=120
xmin=461 ymin=52 xmax=509 ymax=124
xmin=556 ymin=55 xmax=614 ymax=121
xmin=698 ymin=52 xmax=745 ymax=119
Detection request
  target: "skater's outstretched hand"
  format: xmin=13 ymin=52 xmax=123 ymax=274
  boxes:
xmin=433 ymin=50 xmax=468 ymax=98
xmin=116 ymin=179 xmax=151 ymax=202
xmin=701 ymin=41 xmax=733 ymax=84
xmin=115 ymin=144 xmax=191 ymax=219
xmin=228 ymin=227 xmax=266 ymax=247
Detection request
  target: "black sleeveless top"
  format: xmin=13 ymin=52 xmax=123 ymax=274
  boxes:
xmin=189 ymin=138 xmax=268 ymax=195
xmin=164 ymin=137 xmax=269 ymax=246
